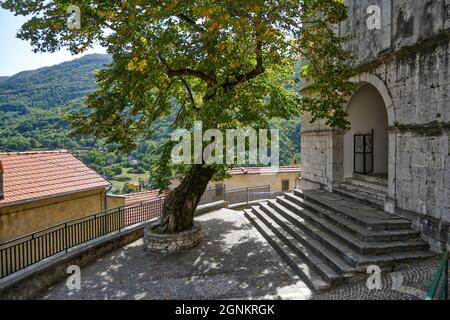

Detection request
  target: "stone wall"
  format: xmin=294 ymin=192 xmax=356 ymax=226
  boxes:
xmin=300 ymin=0 xmax=450 ymax=250
xmin=144 ymin=221 xmax=202 ymax=253
xmin=341 ymin=0 xmax=450 ymax=67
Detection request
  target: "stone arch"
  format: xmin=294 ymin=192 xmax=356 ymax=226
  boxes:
xmin=342 ymin=82 xmax=389 ymax=178
xmin=347 ymin=73 xmax=396 ymax=127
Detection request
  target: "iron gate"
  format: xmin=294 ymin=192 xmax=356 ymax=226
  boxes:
xmin=354 ymin=130 xmax=374 ymax=175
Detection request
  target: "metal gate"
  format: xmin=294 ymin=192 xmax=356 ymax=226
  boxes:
xmin=354 ymin=130 xmax=374 ymax=175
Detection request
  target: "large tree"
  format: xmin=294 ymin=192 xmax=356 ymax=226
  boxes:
xmin=2 ymin=0 xmax=354 ymax=233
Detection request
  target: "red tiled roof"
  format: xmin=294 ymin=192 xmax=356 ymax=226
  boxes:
xmin=0 ymin=150 xmax=110 ymax=207
xmin=228 ymin=166 xmax=301 ymax=175
xmin=124 ymin=189 xmax=166 ymax=206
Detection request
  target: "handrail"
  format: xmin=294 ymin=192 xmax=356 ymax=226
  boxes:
xmin=0 ymin=197 xmax=165 ymax=279
xmin=426 ymin=251 xmax=448 ymax=300
xmin=0 ymin=184 xmax=276 ymax=279
xmin=0 ymin=196 xmax=165 ymax=247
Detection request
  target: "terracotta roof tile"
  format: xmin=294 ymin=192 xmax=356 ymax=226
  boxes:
xmin=0 ymin=150 xmax=110 ymax=207
xmin=124 ymin=189 xmax=166 ymax=206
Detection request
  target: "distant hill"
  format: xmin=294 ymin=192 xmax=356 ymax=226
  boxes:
xmin=0 ymin=54 xmax=112 ymax=109
xmin=0 ymin=54 xmax=112 ymax=152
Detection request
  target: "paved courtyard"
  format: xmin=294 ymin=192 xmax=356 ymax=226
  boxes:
xmin=39 ymin=209 xmax=443 ymax=300
xmin=313 ymin=257 xmax=441 ymax=300
xmin=41 ymin=209 xmax=312 ymax=300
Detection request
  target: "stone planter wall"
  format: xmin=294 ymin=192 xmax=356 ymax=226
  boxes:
xmin=144 ymin=221 xmax=202 ymax=253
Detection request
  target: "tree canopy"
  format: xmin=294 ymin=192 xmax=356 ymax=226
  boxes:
xmin=2 ymin=0 xmax=354 ymax=232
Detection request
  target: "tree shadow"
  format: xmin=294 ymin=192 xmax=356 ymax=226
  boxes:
xmin=40 ymin=209 xmax=312 ymax=300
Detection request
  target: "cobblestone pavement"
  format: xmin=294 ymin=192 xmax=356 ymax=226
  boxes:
xmin=313 ymin=257 xmax=443 ymax=300
xmin=40 ymin=209 xmax=313 ymax=300
xmin=39 ymin=209 xmax=444 ymax=300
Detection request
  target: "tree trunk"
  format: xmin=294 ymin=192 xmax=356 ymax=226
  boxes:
xmin=160 ymin=165 xmax=216 ymax=234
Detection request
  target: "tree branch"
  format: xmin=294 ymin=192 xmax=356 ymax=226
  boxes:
xmin=222 ymin=39 xmax=264 ymax=89
xmin=180 ymin=77 xmax=200 ymax=111
xmin=148 ymin=40 xmax=215 ymax=85
xmin=176 ymin=14 xmax=207 ymax=33
xmin=167 ymin=68 xmax=215 ymax=84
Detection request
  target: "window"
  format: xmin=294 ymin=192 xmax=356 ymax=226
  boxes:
xmin=282 ymin=180 xmax=289 ymax=191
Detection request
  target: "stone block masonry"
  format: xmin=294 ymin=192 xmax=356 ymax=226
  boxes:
xmin=300 ymin=0 xmax=450 ymax=251
xmin=143 ymin=221 xmax=203 ymax=253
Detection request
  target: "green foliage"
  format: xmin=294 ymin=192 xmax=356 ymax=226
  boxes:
xmin=0 ymin=55 xmax=105 ymax=152
xmin=128 ymin=166 xmax=146 ymax=174
xmin=298 ymin=0 xmax=355 ymax=129
xmin=2 ymin=1 xmax=353 ymax=192
xmin=0 ymin=54 xmax=111 ymax=109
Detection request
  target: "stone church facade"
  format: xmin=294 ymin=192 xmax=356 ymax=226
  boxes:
xmin=300 ymin=0 xmax=450 ymax=251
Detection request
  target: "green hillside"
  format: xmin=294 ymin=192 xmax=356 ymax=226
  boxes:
xmin=0 ymin=54 xmax=112 ymax=151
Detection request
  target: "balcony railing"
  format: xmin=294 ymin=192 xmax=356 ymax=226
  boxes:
xmin=198 ymin=185 xmax=225 ymax=206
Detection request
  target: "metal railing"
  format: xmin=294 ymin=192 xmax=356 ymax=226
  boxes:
xmin=426 ymin=251 xmax=449 ymax=300
xmin=199 ymin=185 xmax=274 ymax=206
xmin=198 ymin=185 xmax=225 ymax=206
xmin=0 ymin=197 xmax=164 ymax=279
xmin=0 ymin=184 xmax=278 ymax=279
xmin=225 ymin=185 xmax=273 ymax=205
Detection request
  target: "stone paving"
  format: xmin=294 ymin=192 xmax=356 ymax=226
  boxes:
xmin=40 ymin=209 xmax=313 ymax=300
xmin=313 ymin=257 xmax=443 ymax=300
xmin=39 ymin=209 xmax=444 ymax=300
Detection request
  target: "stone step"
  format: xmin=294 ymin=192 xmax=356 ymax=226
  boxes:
xmin=352 ymin=173 xmax=388 ymax=187
xmin=277 ymin=195 xmax=429 ymax=255
xmin=345 ymin=176 xmax=388 ymax=193
xmin=257 ymin=202 xmax=357 ymax=278
xmin=339 ymin=182 xmax=387 ymax=200
xmin=252 ymin=205 xmax=346 ymax=286
xmin=294 ymin=189 xmax=411 ymax=231
xmin=246 ymin=201 xmax=435 ymax=273
xmin=335 ymin=183 xmax=386 ymax=210
xmin=269 ymin=198 xmax=435 ymax=268
xmin=282 ymin=193 xmax=420 ymax=242
xmin=243 ymin=209 xmax=331 ymax=291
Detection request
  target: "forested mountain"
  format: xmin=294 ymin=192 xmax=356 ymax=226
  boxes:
xmin=0 ymin=54 xmax=112 ymax=151
xmin=0 ymin=54 xmax=111 ymax=109
xmin=0 ymin=54 xmax=300 ymax=193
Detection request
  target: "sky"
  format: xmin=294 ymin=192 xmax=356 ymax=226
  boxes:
xmin=0 ymin=8 xmax=106 ymax=77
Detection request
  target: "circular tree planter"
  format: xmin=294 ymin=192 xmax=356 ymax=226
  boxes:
xmin=143 ymin=220 xmax=202 ymax=253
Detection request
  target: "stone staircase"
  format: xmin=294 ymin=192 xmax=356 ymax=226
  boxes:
xmin=243 ymin=189 xmax=436 ymax=291
xmin=334 ymin=174 xmax=388 ymax=210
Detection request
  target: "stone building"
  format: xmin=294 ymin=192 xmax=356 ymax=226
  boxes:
xmin=300 ymin=0 xmax=450 ymax=251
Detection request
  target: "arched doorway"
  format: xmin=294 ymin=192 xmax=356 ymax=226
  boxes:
xmin=343 ymin=83 xmax=389 ymax=180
